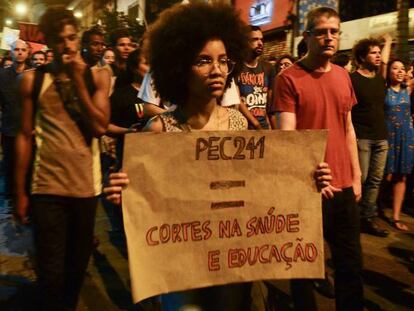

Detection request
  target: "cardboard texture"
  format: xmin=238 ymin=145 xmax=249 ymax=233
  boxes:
xmin=122 ymin=130 xmax=327 ymax=302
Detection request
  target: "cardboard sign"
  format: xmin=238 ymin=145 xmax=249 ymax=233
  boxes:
xmin=123 ymin=130 xmax=327 ymax=302
xmin=0 ymin=27 xmax=20 ymax=50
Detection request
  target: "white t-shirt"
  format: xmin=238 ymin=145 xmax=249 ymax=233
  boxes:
xmin=221 ymin=79 xmax=241 ymax=107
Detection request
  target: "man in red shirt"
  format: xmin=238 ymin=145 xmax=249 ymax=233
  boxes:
xmin=275 ymin=7 xmax=363 ymax=311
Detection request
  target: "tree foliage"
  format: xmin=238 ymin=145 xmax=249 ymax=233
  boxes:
xmin=396 ymin=0 xmax=410 ymax=62
xmin=98 ymin=9 xmax=146 ymax=44
xmin=340 ymin=0 xmax=414 ymax=22
xmin=0 ymin=0 xmax=12 ymax=26
xmin=146 ymin=0 xmax=182 ymax=24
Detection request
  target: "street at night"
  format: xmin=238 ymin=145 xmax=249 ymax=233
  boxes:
xmin=1 ymin=168 xmax=414 ymax=310
xmin=1 ymin=0 xmax=414 ymax=310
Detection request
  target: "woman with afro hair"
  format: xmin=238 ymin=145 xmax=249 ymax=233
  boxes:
xmin=104 ymin=2 xmax=333 ymax=310
xmin=143 ymin=2 xmax=250 ymax=133
xmin=108 ymin=3 xmax=252 ymax=309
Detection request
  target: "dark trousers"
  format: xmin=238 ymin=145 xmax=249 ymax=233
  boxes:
xmin=291 ymin=188 xmax=363 ymax=311
xmin=31 ymin=195 xmax=98 ymax=311
xmin=1 ymin=134 xmax=15 ymax=196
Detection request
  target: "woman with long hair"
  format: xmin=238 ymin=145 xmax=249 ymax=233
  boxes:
xmin=100 ymin=48 xmax=116 ymax=66
xmin=384 ymin=59 xmax=414 ymax=231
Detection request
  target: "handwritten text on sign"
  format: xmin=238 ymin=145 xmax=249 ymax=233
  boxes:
xmin=122 ymin=130 xmax=327 ymax=302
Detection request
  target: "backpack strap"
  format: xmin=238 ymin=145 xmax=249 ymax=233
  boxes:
xmin=31 ymin=65 xmax=95 ymax=117
xmin=31 ymin=65 xmax=48 ymax=113
xmin=31 ymin=65 xmax=49 ymax=127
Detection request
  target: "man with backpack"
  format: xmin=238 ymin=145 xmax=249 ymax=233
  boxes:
xmin=14 ymin=6 xmax=110 ymax=310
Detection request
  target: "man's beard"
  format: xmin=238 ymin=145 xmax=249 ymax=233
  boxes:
xmin=253 ymin=47 xmax=263 ymax=58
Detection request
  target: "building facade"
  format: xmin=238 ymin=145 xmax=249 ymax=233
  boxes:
xmin=233 ymin=0 xmax=294 ymax=58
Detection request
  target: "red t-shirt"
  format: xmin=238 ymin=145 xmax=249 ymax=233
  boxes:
xmin=274 ymin=63 xmax=357 ymax=189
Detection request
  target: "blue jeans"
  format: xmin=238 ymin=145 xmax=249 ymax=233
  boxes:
xmin=357 ymin=139 xmax=388 ymax=219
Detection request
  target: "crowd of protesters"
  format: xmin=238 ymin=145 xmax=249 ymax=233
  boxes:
xmin=0 ymin=2 xmax=413 ymax=311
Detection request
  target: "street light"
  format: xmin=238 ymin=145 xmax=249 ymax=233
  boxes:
xmin=15 ymin=3 xmax=28 ymax=16
xmin=74 ymin=11 xmax=83 ymax=19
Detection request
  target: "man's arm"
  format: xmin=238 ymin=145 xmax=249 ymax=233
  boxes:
xmin=238 ymin=99 xmax=262 ymax=129
xmin=267 ymin=65 xmax=277 ymax=129
xmin=106 ymin=123 xmax=130 ymax=135
xmin=380 ymin=33 xmax=392 ymax=79
xmin=346 ymin=112 xmax=362 ymax=201
xmin=71 ymin=54 xmax=110 ymax=137
xmin=143 ymin=103 xmax=166 ymax=119
xmin=279 ymin=111 xmax=338 ymax=198
xmin=268 ymin=114 xmax=277 ymax=129
xmin=14 ymin=71 xmax=35 ymax=224
xmin=267 ymin=89 xmax=277 ymax=129
xmin=278 ymin=111 xmax=296 ymax=130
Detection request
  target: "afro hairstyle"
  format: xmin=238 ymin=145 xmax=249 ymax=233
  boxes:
xmin=146 ymin=3 xmax=250 ymax=105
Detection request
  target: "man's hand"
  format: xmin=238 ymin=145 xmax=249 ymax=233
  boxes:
xmin=314 ymin=162 xmax=342 ymax=199
xmin=352 ymin=178 xmax=362 ymax=202
xmin=321 ymin=185 xmax=342 ymax=200
xmin=254 ymin=122 xmax=263 ymax=130
xmin=103 ymin=172 xmax=130 ymax=205
xmin=13 ymin=193 xmax=30 ymax=225
xmin=62 ymin=51 xmax=88 ymax=79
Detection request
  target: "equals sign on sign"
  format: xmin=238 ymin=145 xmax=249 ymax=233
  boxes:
xmin=210 ymin=180 xmax=245 ymax=210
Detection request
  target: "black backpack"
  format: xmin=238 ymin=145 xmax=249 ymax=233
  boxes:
xmin=31 ymin=64 xmax=96 ymax=114
xmin=31 ymin=64 xmax=96 ymax=143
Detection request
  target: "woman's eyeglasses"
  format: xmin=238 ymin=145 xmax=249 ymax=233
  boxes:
xmin=193 ymin=57 xmax=235 ymax=76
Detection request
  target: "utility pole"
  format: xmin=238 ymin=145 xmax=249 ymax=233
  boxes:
xmin=396 ymin=0 xmax=409 ymax=62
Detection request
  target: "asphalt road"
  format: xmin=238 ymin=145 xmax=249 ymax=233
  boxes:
xmin=1 ymin=172 xmax=414 ymax=310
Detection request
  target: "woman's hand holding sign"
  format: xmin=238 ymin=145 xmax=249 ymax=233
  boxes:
xmin=104 ymin=163 xmax=335 ymax=204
